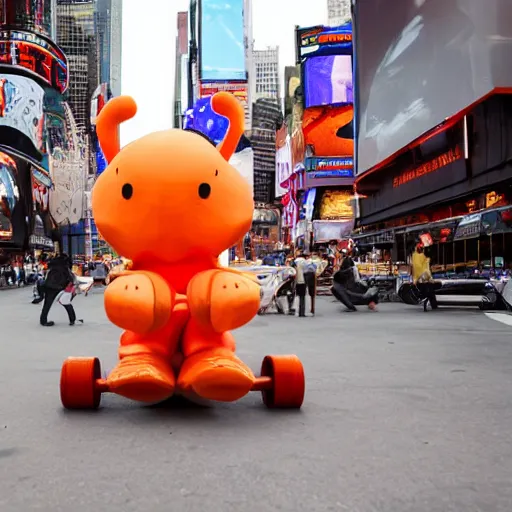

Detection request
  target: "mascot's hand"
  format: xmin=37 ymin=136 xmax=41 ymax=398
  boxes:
xmin=187 ymin=269 xmax=260 ymax=333
xmin=104 ymin=271 xmax=175 ymax=334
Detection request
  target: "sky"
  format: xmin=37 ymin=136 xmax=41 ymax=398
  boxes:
xmin=120 ymin=0 xmax=327 ymax=146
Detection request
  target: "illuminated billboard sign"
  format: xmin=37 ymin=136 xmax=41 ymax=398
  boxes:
xmin=200 ymin=0 xmax=246 ymax=81
xmin=296 ymin=23 xmax=352 ymax=61
xmin=306 ymin=156 xmax=354 ymax=179
xmin=0 ymin=29 xmax=69 ymax=94
xmin=199 ymin=81 xmax=248 ymax=108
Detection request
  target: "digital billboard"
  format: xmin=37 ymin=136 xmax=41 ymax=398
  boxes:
xmin=304 ymin=54 xmax=352 ymax=108
xmin=305 ymin=157 xmax=354 ymax=179
xmin=200 ymin=0 xmax=246 ymax=81
xmin=303 ymin=104 xmax=353 ymax=158
xmin=0 ymin=152 xmax=18 ymax=241
xmin=354 ymin=0 xmax=512 ymax=175
xmin=296 ymin=23 xmax=352 ymax=62
xmin=0 ymin=29 xmax=69 ymax=94
xmin=200 ymin=81 xmax=248 ymax=111
xmin=5 ymin=0 xmax=53 ymax=37
xmin=0 ymin=74 xmax=45 ymax=156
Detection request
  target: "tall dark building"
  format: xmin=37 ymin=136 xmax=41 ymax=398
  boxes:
xmin=56 ymin=0 xmax=98 ymax=133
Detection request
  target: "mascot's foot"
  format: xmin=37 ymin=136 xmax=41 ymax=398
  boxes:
xmin=107 ymin=355 xmax=175 ymax=403
xmin=178 ymin=349 xmax=255 ymax=402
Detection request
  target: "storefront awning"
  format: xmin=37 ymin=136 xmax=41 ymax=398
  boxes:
xmin=396 ymin=216 xmax=463 ymax=243
xmin=481 ymin=205 xmax=512 ymax=235
xmin=453 ymin=213 xmax=482 ymax=240
xmin=352 ymin=230 xmax=394 ymax=246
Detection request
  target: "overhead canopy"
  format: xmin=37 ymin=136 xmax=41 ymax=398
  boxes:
xmin=352 ymin=230 xmax=394 ymax=247
xmin=453 ymin=213 xmax=482 ymax=240
xmin=481 ymin=205 xmax=512 ymax=235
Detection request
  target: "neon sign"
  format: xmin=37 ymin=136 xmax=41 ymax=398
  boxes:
xmin=392 ymin=146 xmax=462 ymax=188
xmin=297 ymin=24 xmax=352 ymax=60
xmin=0 ymin=30 xmax=68 ymax=94
xmin=306 ymin=156 xmax=354 ymax=178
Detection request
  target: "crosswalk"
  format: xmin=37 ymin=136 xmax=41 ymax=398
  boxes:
xmin=485 ymin=312 xmax=512 ymax=327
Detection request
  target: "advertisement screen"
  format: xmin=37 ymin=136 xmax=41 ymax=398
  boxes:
xmin=304 ymin=55 xmax=352 ymax=108
xmin=0 ymin=152 xmax=18 ymax=241
xmin=303 ymin=105 xmax=353 ymax=158
xmin=297 ymin=23 xmax=352 ymax=61
xmin=7 ymin=0 xmax=53 ymax=37
xmin=354 ymin=0 xmax=512 ymax=174
xmin=0 ymin=29 xmax=68 ymax=94
xmin=200 ymin=0 xmax=246 ymax=81
xmin=305 ymin=156 xmax=353 ymax=179
xmin=199 ymin=82 xmax=249 ymax=122
xmin=0 ymin=74 xmax=45 ymax=156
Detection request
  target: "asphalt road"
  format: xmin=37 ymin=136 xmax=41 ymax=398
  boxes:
xmin=1 ymin=287 xmax=512 ymax=512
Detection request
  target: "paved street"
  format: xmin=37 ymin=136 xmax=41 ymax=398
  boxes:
xmin=1 ymin=287 xmax=512 ymax=512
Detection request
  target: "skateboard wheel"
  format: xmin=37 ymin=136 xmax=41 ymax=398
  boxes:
xmin=260 ymin=354 xmax=305 ymax=409
xmin=60 ymin=357 xmax=102 ymax=410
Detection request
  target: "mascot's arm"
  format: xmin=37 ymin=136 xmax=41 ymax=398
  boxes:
xmin=104 ymin=271 xmax=175 ymax=334
xmin=186 ymin=269 xmax=260 ymax=334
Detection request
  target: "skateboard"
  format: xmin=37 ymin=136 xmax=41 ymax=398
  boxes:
xmin=60 ymin=354 xmax=305 ymax=410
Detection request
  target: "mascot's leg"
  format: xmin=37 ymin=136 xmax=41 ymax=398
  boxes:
xmin=177 ymin=318 xmax=255 ymax=402
xmin=107 ymin=303 xmax=189 ymax=403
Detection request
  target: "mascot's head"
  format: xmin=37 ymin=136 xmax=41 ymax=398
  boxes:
xmin=92 ymin=92 xmax=253 ymax=264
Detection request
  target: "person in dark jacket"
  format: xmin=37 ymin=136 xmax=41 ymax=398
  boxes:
xmin=332 ymin=249 xmax=379 ymax=312
xmin=40 ymin=253 xmax=76 ymax=327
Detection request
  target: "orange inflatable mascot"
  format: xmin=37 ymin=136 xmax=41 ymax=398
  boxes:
xmin=60 ymin=92 xmax=305 ymax=410
xmin=91 ymin=92 xmax=262 ymax=403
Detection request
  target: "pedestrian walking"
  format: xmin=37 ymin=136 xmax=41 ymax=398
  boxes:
xmin=40 ymin=253 xmax=82 ymax=326
xmin=412 ymin=242 xmax=438 ymax=311
xmin=294 ymin=251 xmax=317 ymax=317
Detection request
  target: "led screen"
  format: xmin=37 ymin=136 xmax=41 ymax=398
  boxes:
xmin=303 ymin=105 xmax=353 ymax=157
xmin=200 ymin=0 xmax=246 ymax=81
xmin=304 ymin=55 xmax=353 ymax=108
xmin=0 ymin=152 xmax=18 ymax=240
xmin=0 ymin=74 xmax=45 ymax=155
xmin=0 ymin=29 xmax=68 ymax=93
xmin=355 ymin=0 xmax=512 ymax=174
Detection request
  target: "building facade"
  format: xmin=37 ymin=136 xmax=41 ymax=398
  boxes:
xmin=174 ymin=11 xmax=189 ymax=128
xmin=55 ymin=0 xmax=97 ymax=132
xmin=327 ymin=0 xmax=351 ymax=26
xmin=253 ymin=46 xmax=280 ymax=101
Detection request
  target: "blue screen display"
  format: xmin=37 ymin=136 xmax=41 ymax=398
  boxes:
xmin=200 ymin=0 xmax=246 ymax=81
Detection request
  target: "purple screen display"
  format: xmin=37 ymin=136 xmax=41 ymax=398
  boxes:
xmin=304 ymin=55 xmax=353 ymax=108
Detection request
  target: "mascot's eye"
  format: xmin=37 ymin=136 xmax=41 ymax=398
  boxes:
xmin=121 ymin=183 xmax=133 ymax=200
xmin=198 ymin=183 xmax=211 ymax=199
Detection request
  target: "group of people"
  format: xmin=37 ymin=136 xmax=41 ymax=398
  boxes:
xmin=32 ymin=253 xmax=83 ymax=327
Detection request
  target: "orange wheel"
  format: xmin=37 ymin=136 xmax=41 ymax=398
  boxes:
xmin=60 ymin=357 xmax=102 ymax=410
xmin=260 ymin=354 xmax=305 ymax=409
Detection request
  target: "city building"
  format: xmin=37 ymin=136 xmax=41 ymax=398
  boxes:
xmin=55 ymin=0 xmax=122 ymax=257
xmin=253 ymin=46 xmax=280 ymax=101
xmin=174 ymin=11 xmax=189 ymax=128
xmin=55 ymin=0 xmax=98 ymax=132
xmin=244 ymin=0 xmax=254 ymax=131
xmin=95 ymin=0 xmax=123 ymax=97
xmin=327 ymin=0 xmax=352 ymax=26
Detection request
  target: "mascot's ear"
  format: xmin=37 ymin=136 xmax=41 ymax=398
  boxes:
xmin=96 ymin=96 xmax=138 ymax=163
xmin=211 ymin=92 xmax=245 ymax=161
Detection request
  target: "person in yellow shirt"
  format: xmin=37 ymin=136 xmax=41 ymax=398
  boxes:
xmin=411 ymin=243 xmax=438 ymax=311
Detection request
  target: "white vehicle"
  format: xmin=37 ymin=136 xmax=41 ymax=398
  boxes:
xmin=242 ymin=265 xmax=296 ymax=315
